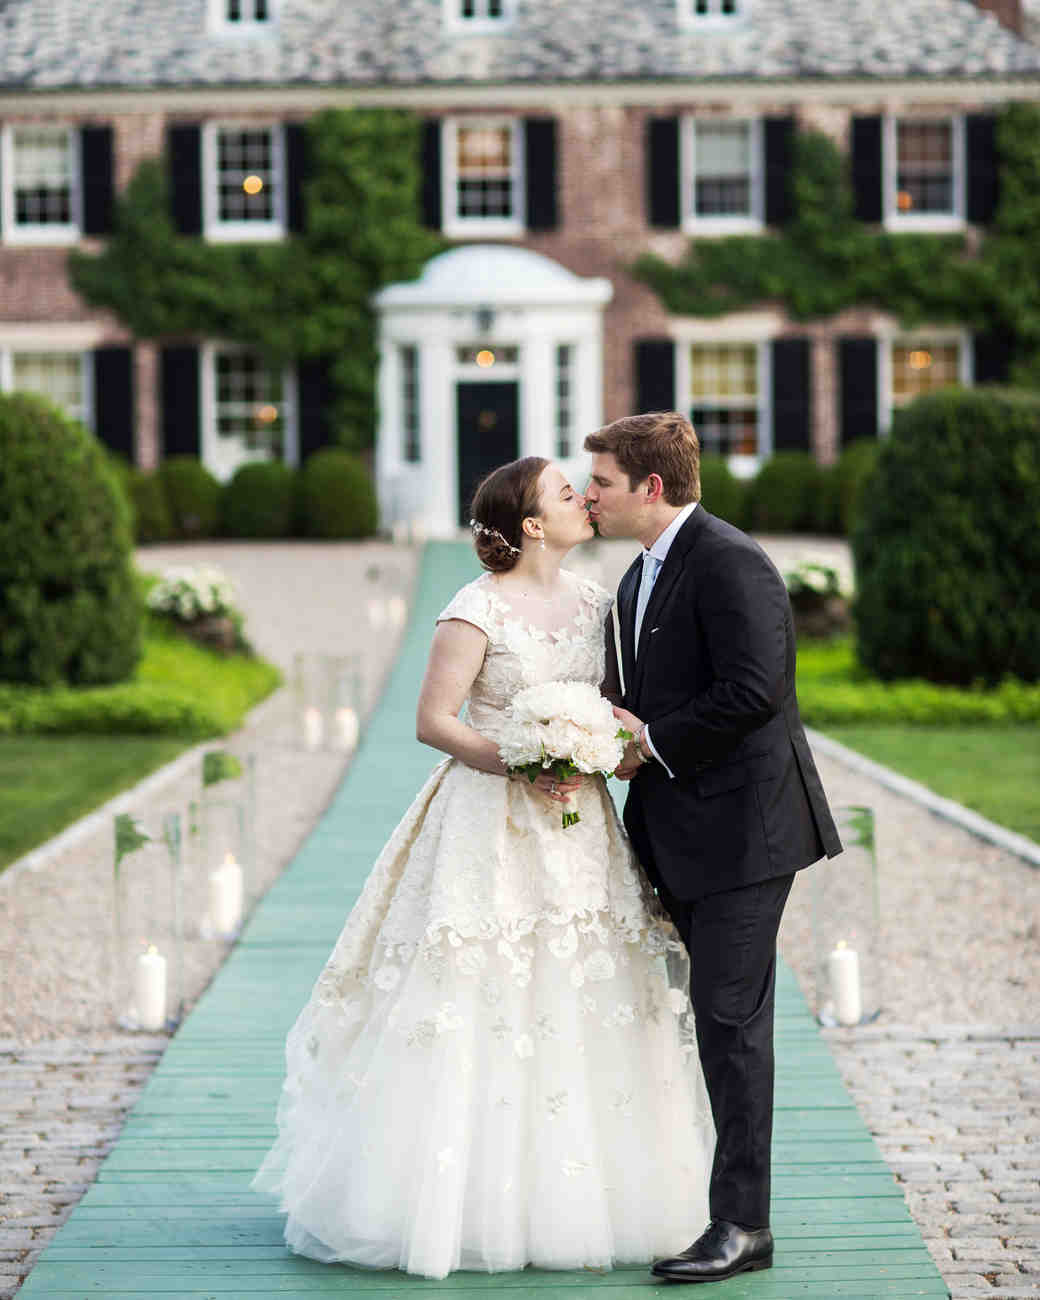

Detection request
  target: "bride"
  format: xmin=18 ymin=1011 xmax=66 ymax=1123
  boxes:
xmin=251 ymin=455 xmax=714 ymax=1279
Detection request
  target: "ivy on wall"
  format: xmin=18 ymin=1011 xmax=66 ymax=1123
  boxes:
xmin=69 ymin=109 xmax=444 ymax=449
xmin=633 ymin=104 xmax=1040 ymax=386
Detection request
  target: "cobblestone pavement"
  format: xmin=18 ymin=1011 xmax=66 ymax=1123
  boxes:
xmin=3 ymin=536 xmax=1037 ymax=1300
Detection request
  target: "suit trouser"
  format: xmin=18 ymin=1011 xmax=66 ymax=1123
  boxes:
xmin=625 ymin=791 xmax=794 ymax=1228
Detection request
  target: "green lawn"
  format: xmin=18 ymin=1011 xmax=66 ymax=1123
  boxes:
xmin=821 ymin=724 xmax=1040 ymax=845
xmin=0 ymin=734 xmax=193 ymax=869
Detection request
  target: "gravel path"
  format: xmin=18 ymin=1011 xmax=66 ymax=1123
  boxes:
xmin=3 ymin=534 xmax=1037 ymax=1300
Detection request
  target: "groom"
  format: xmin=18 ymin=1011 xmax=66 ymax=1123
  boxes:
xmin=584 ymin=411 xmax=842 ymax=1284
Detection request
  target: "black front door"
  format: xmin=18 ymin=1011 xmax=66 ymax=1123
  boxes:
xmin=456 ymin=381 xmax=520 ymax=527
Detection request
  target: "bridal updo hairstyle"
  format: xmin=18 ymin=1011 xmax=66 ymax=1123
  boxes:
xmin=469 ymin=456 xmax=549 ymax=573
xmin=584 ymin=411 xmax=700 ymax=505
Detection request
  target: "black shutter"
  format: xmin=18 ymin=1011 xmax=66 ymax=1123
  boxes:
xmin=81 ymin=126 xmax=115 ymax=236
xmin=635 ymin=339 xmax=676 ymax=414
xmin=647 ymin=117 xmax=681 ymax=230
xmin=524 ymin=118 xmax=558 ymax=231
xmin=771 ymin=337 xmax=811 ymax=452
xmin=851 ymin=116 xmax=883 ymax=224
xmin=764 ymin=116 xmax=795 ymax=227
xmin=160 ymin=345 xmax=201 ymax=456
xmin=973 ymin=330 xmax=1012 ymax=385
xmin=838 ymin=337 xmax=879 ymax=445
xmin=93 ymin=346 xmax=135 ymax=459
xmin=285 ymin=122 xmax=307 ymax=234
xmin=167 ymin=125 xmax=203 ymax=236
xmin=421 ymin=119 xmax=442 ymax=231
xmin=966 ymin=114 xmax=999 ymax=225
xmin=297 ymin=357 xmax=333 ymax=461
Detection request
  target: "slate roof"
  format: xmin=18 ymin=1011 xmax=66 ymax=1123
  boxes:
xmin=1 ymin=0 xmax=1039 ymax=90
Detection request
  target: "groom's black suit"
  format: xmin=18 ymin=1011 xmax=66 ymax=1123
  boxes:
xmin=611 ymin=505 xmax=841 ymax=1230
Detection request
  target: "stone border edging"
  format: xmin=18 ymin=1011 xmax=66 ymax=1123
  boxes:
xmin=0 ymin=687 xmax=287 ymax=890
xmin=807 ymin=725 xmax=1040 ymax=870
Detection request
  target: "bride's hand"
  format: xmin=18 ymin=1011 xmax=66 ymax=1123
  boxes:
xmin=526 ymin=770 xmax=584 ymax=802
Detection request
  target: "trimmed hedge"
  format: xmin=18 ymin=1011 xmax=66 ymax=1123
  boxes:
xmin=298 ymin=450 xmax=379 ymax=539
xmin=698 ymin=456 xmax=747 ymax=528
xmin=159 ymin=456 xmax=222 ymax=539
xmin=127 ymin=467 xmax=175 ymax=543
xmin=853 ymin=388 xmax=1040 ymax=685
xmin=0 ymin=393 xmax=142 ymax=686
xmin=746 ymin=452 xmax=826 ymax=533
xmin=833 ymin=439 xmax=880 ymax=536
xmin=222 ymin=461 xmax=297 ymax=538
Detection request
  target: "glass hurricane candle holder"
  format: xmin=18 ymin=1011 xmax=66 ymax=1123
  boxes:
xmin=326 ymin=653 xmax=363 ymax=753
xmin=811 ymin=805 xmax=883 ymax=1028
xmin=111 ymin=811 xmax=184 ymax=1033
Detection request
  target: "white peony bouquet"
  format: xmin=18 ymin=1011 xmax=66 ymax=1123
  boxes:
xmin=498 ymin=680 xmax=632 ymax=828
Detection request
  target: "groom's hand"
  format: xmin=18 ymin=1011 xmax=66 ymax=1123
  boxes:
xmin=612 ymin=706 xmax=645 ymax=781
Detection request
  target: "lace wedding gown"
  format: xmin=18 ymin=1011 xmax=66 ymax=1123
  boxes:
xmin=252 ymin=569 xmax=714 ymax=1279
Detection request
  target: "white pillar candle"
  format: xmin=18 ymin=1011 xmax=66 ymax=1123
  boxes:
xmin=367 ymin=597 xmax=386 ymax=629
xmin=135 ymin=945 xmax=167 ymax=1032
xmin=828 ymin=941 xmax=862 ymax=1026
xmin=335 ymin=706 xmax=359 ymax=751
xmin=303 ymin=705 xmax=323 ymax=751
xmin=387 ymin=596 xmax=407 ymax=630
xmin=209 ymin=853 xmax=243 ymax=935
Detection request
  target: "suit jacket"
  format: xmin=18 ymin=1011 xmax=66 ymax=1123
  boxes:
xmin=610 ymin=506 xmax=842 ymax=900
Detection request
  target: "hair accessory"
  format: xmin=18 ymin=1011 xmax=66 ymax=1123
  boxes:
xmin=469 ymin=518 xmax=521 ymax=556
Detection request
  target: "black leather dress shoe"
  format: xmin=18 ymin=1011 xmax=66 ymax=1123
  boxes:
xmin=651 ymin=1220 xmax=774 ymax=1283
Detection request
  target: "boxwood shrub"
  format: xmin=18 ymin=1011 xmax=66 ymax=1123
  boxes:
xmin=0 ymin=393 xmax=142 ymax=686
xmin=222 ymin=461 xmax=298 ymax=538
xmin=298 ymin=450 xmax=378 ymax=539
xmin=853 ymin=388 xmax=1040 ymax=685
xmin=159 ymin=456 xmax=222 ymax=539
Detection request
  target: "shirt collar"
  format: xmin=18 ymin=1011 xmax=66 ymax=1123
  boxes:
xmin=645 ymin=501 xmax=698 ymax=565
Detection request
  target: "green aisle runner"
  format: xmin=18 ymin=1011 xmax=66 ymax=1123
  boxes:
xmin=19 ymin=542 xmax=949 ymax=1297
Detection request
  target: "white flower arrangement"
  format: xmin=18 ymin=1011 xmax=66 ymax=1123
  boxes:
xmin=498 ymin=680 xmax=632 ymax=828
xmin=782 ymin=560 xmax=847 ymax=602
xmin=146 ymin=565 xmax=240 ymax=624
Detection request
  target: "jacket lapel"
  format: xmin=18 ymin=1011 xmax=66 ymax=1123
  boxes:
xmin=631 ymin=507 xmax=712 ymax=705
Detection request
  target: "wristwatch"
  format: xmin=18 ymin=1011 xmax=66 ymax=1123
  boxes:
xmin=634 ymin=725 xmax=652 ymax=764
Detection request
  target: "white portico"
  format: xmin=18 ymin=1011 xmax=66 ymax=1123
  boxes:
xmin=373 ymin=245 xmax=612 ymax=539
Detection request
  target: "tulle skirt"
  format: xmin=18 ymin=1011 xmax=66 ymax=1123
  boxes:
xmin=251 ymin=760 xmax=714 ymax=1279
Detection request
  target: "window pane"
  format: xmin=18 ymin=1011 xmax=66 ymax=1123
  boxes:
xmin=12 ymin=353 xmax=85 ymax=423
xmin=555 ymin=344 xmax=573 ymax=458
xmin=214 ymin=351 xmax=284 ymax=454
xmin=400 ymin=345 xmax=420 ymax=463
xmin=892 ymin=342 xmax=960 ymax=403
xmin=694 ymin=122 xmax=751 ymax=217
xmin=13 ymin=128 xmax=73 ymax=226
xmin=690 ymin=344 xmax=758 ymax=456
xmin=456 ymin=125 xmax=515 ymax=219
xmin=896 ymin=121 xmax=954 ymax=215
xmin=217 ymin=128 xmax=276 ymax=222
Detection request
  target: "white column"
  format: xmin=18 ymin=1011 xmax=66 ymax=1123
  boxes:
xmin=424 ymin=340 xmax=456 ymax=538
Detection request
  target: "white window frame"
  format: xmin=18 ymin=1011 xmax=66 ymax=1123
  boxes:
xmin=878 ymin=327 xmax=972 ymax=434
xmin=673 ymin=324 xmax=774 ymax=477
xmin=883 ymin=114 xmax=965 ymax=234
xmin=399 ymin=343 xmax=422 ymax=464
xmin=201 ymin=341 xmax=298 ymax=482
xmin=207 ymin=0 xmax=276 ymax=32
xmin=681 ymin=116 xmax=764 ymax=236
xmin=554 ymin=342 xmax=576 ymax=459
xmin=678 ymin=0 xmax=748 ymax=32
xmin=444 ymin=0 xmax=513 ymax=33
xmin=442 ymin=118 xmax=525 ymax=239
xmin=202 ymin=122 xmax=286 ymax=243
xmin=0 ymin=123 xmax=82 ymax=246
xmin=0 ymin=346 xmax=93 ymax=430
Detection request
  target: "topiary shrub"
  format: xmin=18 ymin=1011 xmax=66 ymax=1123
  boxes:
xmin=298 ymin=450 xmax=378 ymax=539
xmin=833 ymin=438 xmax=880 ymax=536
xmin=0 ymin=392 xmax=142 ymax=686
xmin=852 ymin=388 xmax=1040 ymax=685
xmin=127 ymin=468 xmax=174 ymax=543
xmin=698 ymin=456 xmax=747 ymax=528
xmin=746 ymin=452 xmax=825 ymax=533
xmin=221 ymin=461 xmax=298 ymax=538
xmin=159 ymin=456 xmax=222 ymax=539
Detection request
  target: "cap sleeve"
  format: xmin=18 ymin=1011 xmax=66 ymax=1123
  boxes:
xmin=577 ymin=576 xmax=615 ymax=625
xmin=436 ymin=579 xmax=495 ymax=639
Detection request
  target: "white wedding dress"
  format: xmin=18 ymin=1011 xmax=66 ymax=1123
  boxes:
xmin=252 ymin=569 xmax=714 ymax=1279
